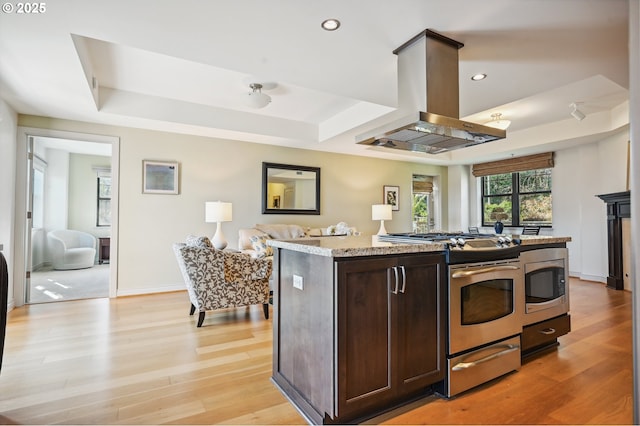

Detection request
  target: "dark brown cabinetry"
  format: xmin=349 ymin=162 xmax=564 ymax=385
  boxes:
xmin=522 ymin=314 xmax=571 ymax=355
xmin=336 ymin=255 xmax=445 ymax=419
xmin=272 ymin=249 xmax=445 ymax=424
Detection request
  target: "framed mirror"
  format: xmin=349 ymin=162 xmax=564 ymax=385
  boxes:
xmin=262 ymin=162 xmax=320 ymax=215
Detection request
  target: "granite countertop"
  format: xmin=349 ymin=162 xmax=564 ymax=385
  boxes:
xmin=517 ymin=235 xmax=572 ymax=245
xmin=268 ymin=235 xmax=446 ymax=258
xmin=268 ymin=234 xmax=572 ymax=258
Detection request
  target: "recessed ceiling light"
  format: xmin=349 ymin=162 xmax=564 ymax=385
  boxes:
xmin=321 ymin=19 xmax=340 ymax=31
xmin=471 ymin=73 xmax=487 ymax=81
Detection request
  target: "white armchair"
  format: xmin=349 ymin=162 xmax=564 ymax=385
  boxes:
xmin=47 ymin=229 xmax=96 ymax=270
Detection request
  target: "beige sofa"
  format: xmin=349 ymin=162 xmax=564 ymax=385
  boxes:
xmin=238 ymin=224 xmax=309 ymax=258
xmin=238 ymin=223 xmax=358 ymax=292
xmin=238 ymin=222 xmax=359 ymax=258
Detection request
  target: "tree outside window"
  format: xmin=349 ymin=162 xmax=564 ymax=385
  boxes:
xmin=412 ymin=193 xmax=429 ymax=232
xmin=482 ymin=169 xmax=552 ymax=227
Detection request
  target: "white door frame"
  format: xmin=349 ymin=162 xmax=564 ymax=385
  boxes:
xmin=14 ymin=127 xmax=120 ymax=306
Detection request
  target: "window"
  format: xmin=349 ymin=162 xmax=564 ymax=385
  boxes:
xmin=482 ymin=168 xmax=552 ymax=227
xmin=96 ymin=171 xmax=111 ymax=227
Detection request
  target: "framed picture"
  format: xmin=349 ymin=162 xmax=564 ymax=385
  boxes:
xmin=384 ymin=185 xmax=399 ymax=211
xmin=143 ymin=160 xmax=179 ymax=194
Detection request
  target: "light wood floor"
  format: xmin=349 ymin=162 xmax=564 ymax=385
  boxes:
xmin=0 ymin=278 xmax=633 ymax=425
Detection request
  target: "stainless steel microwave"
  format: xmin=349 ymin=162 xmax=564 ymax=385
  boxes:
xmin=521 ymin=248 xmax=569 ymax=326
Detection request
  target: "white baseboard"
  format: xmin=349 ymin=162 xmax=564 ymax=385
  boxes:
xmin=116 ymin=283 xmax=185 ymax=297
xmin=571 ymin=272 xmax=606 ymax=283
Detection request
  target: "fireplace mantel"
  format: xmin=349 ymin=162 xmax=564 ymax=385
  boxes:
xmin=596 ymin=191 xmax=630 ymax=290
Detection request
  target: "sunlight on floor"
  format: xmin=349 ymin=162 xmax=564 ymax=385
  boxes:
xmin=29 ymin=264 xmax=110 ymax=303
xmin=43 ymin=290 xmax=63 ymax=300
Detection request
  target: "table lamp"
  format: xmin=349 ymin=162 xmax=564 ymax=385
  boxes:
xmin=372 ymin=204 xmax=392 ymax=235
xmin=205 ymin=201 xmax=233 ymax=250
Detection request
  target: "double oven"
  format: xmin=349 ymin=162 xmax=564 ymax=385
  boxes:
xmin=443 ymin=241 xmax=569 ymax=397
xmin=382 ymin=233 xmax=570 ymax=398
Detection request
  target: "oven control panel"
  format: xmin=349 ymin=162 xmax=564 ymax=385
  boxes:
xmin=447 ymin=236 xmax=520 ymax=250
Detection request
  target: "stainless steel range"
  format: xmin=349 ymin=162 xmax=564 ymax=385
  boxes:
xmin=380 ymin=232 xmax=524 ymax=397
xmin=380 ymin=232 xmax=522 ymax=263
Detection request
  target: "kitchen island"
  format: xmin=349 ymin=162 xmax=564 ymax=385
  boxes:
xmin=269 ymin=234 xmax=571 ymax=425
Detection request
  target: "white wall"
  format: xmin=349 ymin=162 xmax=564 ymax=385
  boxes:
xmin=14 ymin=115 xmax=448 ymax=297
xmin=553 ymin=131 xmax=629 ymax=281
xmin=45 ymin=149 xmax=70 ymax=232
xmin=448 ymin=165 xmax=469 ymax=232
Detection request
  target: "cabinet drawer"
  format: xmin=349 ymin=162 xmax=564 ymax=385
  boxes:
xmin=442 ymin=335 xmax=521 ymax=398
xmin=522 ymin=314 xmax=571 ymax=351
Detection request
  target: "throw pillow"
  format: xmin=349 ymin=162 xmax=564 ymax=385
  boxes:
xmin=185 ymin=235 xmax=214 ymax=249
xmin=249 ymin=235 xmax=273 ymax=257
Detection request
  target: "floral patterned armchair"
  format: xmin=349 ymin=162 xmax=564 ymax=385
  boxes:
xmin=173 ymin=236 xmax=272 ymax=327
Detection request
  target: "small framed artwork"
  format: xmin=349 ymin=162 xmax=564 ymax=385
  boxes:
xmin=143 ymin=160 xmax=179 ymax=194
xmin=384 ymin=185 xmax=399 ymax=211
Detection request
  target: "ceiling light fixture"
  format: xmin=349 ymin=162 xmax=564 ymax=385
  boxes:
xmin=321 ymin=18 xmax=340 ymax=31
xmin=245 ymin=83 xmax=271 ymax=109
xmin=485 ymin=112 xmax=511 ymax=130
xmin=471 ymin=73 xmax=487 ymax=81
xmin=569 ymin=102 xmax=585 ymax=121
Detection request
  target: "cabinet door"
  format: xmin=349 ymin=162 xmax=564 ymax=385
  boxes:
xmin=394 ymin=254 xmax=446 ymax=395
xmin=336 ymin=257 xmax=397 ymax=418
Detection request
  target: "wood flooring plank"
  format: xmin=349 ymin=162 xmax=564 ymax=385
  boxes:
xmin=0 ymin=278 xmax=632 ymax=425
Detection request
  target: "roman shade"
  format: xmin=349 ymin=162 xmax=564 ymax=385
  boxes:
xmin=413 ymin=181 xmax=434 ymax=193
xmin=472 ymin=152 xmax=554 ymax=177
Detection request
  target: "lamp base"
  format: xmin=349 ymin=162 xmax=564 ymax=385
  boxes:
xmin=377 ymin=220 xmax=388 ymax=236
xmin=212 ymin=223 xmax=228 ymax=250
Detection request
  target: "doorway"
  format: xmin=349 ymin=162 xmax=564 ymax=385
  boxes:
xmin=28 ymin=136 xmax=112 ymax=303
xmin=14 ymin=127 xmax=120 ymax=307
xmin=412 ymin=174 xmax=439 ymax=232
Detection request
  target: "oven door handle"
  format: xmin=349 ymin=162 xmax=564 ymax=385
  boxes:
xmin=451 ymin=344 xmax=520 ymax=371
xmin=451 ymin=265 xmax=519 ymax=278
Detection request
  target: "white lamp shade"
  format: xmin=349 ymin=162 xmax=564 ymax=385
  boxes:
xmin=205 ymin=201 xmax=233 ymax=223
xmin=372 ymin=204 xmax=392 ymax=221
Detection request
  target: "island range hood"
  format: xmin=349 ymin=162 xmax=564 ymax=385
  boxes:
xmin=357 ymin=29 xmax=506 ymax=154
